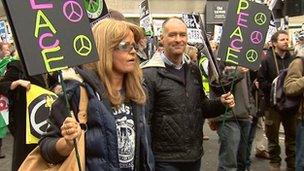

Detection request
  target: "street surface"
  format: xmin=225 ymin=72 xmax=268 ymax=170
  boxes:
xmin=0 ymin=124 xmax=286 ymax=171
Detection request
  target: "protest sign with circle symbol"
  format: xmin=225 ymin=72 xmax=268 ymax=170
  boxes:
xmin=63 ymin=1 xmax=84 ymax=23
xmin=28 ymin=94 xmax=57 ymax=138
xmin=254 ymin=12 xmax=267 ymax=26
xmin=251 ymin=31 xmax=263 ymax=44
xmin=84 ymin=0 xmax=103 ymax=19
xmin=74 ymin=35 xmax=92 ymax=56
xmin=246 ymin=49 xmax=258 ymax=63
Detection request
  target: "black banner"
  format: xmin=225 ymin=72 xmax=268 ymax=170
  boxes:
xmin=2 ymin=0 xmax=99 ymax=76
xmin=218 ymin=0 xmax=271 ymax=70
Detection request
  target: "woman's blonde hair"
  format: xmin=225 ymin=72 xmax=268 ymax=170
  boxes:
xmin=92 ymin=18 xmax=146 ymax=106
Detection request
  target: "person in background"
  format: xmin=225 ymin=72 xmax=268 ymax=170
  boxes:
xmin=185 ymin=45 xmax=198 ymax=63
xmin=209 ymin=40 xmax=219 ymax=58
xmin=142 ymin=17 xmax=234 ymax=171
xmin=137 ymin=33 xmax=149 ymax=63
xmin=39 ymin=18 xmax=154 ymax=171
xmin=284 ymin=32 xmax=304 ymax=171
xmin=0 ymin=58 xmax=58 ymax=170
xmin=154 ymin=41 xmax=164 ymax=56
xmin=0 ymin=43 xmax=12 ymax=58
xmin=258 ymin=30 xmax=296 ymax=170
xmin=0 ymin=42 xmax=11 ymax=159
xmin=210 ymin=66 xmax=255 ymax=171
xmin=294 ymin=31 xmax=304 ymax=58
xmin=0 ymin=43 xmax=22 ymax=160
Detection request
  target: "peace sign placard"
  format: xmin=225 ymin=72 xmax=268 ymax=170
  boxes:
xmin=83 ymin=0 xmax=109 ymax=26
xmin=2 ymin=0 xmax=99 ymax=76
xmin=218 ymin=0 xmax=270 ymax=70
xmin=26 ymin=84 xmax=57 ymax=144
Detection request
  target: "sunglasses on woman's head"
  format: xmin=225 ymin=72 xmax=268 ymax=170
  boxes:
xmin=116 ymin=41 xmax=138 ymax=52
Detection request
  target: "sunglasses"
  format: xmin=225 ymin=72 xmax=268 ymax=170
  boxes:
xmin=116 ymin=41 xmax=138 ymax=52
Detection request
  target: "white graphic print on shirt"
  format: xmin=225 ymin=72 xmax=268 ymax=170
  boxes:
xmin=112 ymin=103 xmax=135 ymax=170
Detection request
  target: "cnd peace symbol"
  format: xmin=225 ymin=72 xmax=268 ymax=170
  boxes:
xmin=251 ymin=31 xmax=263 ymax=45
xmin=29 ymin=95 xmax=57 ymax=138
xmin=73 ymin=35 xmax=92 ymax=56
xmin=84 ymin=0 xmax=103 ymax=19
xmin=63 ymin=1 xmax=84 ymax=22
xmin=246 ymin=49 xmax=258 ymax=63
xmin=254 ymin=12 xmax=267 ymax=26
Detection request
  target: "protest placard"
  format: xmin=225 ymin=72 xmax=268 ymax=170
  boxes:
xmin=182 ymin=14 xmax=204 ymax=44
xmin=139 ymin=0 xmax=153 ymax=36
xmin=218 ymin=0 xmax=271 ymax=70
xmin=2 ymin=0 xmax=99 ymax=76
xmin=84 ymin=0 xmax=109 ymax=26
xmin=26 ymin=85 xmax=57 ymax=144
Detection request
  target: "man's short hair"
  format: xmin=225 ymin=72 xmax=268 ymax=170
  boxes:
xmin=271 ymin=30 xmax=288 ymax=43
xmin=161 ymin=17 xmax=186 ymax=30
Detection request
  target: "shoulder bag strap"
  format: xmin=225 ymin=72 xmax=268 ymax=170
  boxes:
xmin=77 ymin=85 xmax=88 ymax=124
xmin=272 ymin=48 xmax=280 ymax=76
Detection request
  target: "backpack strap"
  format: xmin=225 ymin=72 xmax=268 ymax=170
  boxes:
xmin=272 ymin=48 xmax=280 ymax=75
xmin=77 ymin=85 xmax=88 ymax=125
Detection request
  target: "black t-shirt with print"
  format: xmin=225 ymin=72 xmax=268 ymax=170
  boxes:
xmin=112 ymin=102 xmax=135 ymax=171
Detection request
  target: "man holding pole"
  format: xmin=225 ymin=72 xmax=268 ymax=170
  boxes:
xmin=142 ymin=17 xmax=235 ymax=171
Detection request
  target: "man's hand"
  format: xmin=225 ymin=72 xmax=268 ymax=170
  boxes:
xmin=238 ymin=66 xmax=249 ymax=73
xmin=220 ymin=92 xmax=235 ymax=108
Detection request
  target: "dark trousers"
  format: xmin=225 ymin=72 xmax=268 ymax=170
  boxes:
xmin=296 ymin=120 xmax=304 ymax=171
xmin=265 ymin=107 xmax=296 ymax=168
xmin=155 ymin=160 xmax=201 ymax=171
xmin=246 ymin=116 xmax=259 ymax=169
xmin=217 ymin=120 xmax=251 ymax=171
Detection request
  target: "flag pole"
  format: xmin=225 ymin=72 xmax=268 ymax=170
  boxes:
xmin=58 ymin=71 xmax=82 ymax=171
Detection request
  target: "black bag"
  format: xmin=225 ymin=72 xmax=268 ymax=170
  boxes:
xmin=270 ymin=68 xmax=301 ymax=113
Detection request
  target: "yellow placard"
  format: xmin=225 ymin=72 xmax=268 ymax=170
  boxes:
xmin=26 ymin=84 xmax=57 ymax=144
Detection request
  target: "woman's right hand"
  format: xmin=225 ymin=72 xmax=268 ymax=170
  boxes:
xmin=60 ymin=117 xmax=82 ymax=147
xmin=56 ymin=117 xmax=82 ymax=157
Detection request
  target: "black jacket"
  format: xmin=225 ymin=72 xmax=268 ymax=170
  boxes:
xmin=258 ymin=49 xmax=294 ymax=105
xmin=142 ymin=54 xmax=226 ymax=162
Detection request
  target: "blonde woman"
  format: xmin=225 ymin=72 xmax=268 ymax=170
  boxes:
xmin=39 ymin=19 xmax=154 ymax=171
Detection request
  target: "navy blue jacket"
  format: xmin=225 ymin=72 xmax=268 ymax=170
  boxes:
xmin=39 ymin=68 xmax=154 ymax=171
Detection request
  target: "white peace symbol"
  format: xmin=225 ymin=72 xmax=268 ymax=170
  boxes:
xmin=254 ymin=13 xmax=267 ymax=26
xmin=250 ymin=31 xmax=263 ymax=44
xmin=63 ymin=1 xmax=84 ymax=23
xmin=30 ymin=99 xmax=49 ymax=136
xmin=246 ymin=49 xmax=258 ymax=63
xmin=73 ymin=35 xmax=92 ymax=56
